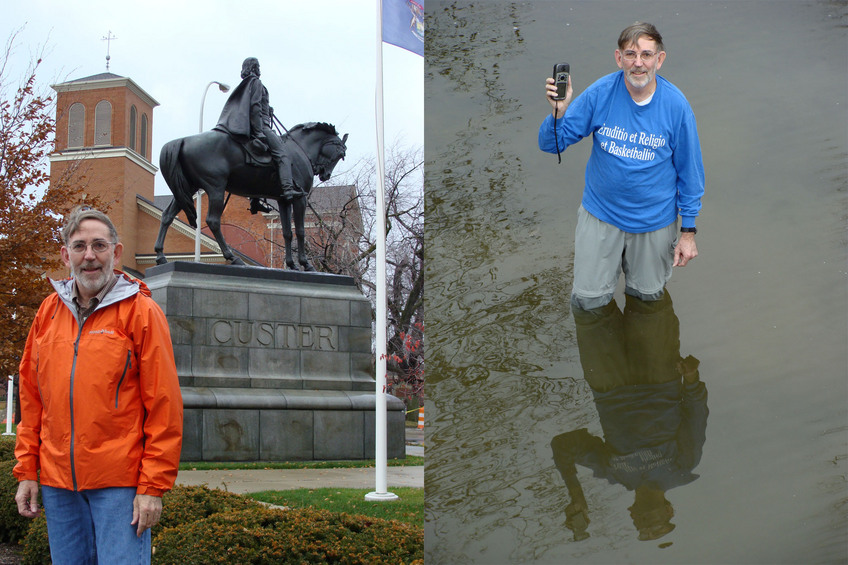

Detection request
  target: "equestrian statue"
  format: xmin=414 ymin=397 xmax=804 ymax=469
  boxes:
xmin=154 ymin=57 xmax=348 ymax=270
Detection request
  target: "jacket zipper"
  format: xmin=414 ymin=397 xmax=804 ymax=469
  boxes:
xmin=55 ymin=279 xmax=136 ymax=493
xmin=115 ymin=350 xmax=131 ymax=409
xmin=69 ymin=319 xmax=85 ymax=492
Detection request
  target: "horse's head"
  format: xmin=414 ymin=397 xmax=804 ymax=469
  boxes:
xmin=315 ymin=132 xmax=348 ymax=182
xmin=287 ymin=122 xmax=348 ymax=183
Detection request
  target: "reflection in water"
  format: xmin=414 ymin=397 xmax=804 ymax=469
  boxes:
xmin=551 ymin=292 xmax=707 ymax=543
xmin=425 ymin=1 xmax=847 ymax=562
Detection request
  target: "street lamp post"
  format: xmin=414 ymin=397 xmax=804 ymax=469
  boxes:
xmin=195 ymin=81 xmax=230 ymax=262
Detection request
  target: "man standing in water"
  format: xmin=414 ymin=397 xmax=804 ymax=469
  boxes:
xmin=539 ymin=22 xmax=705 ymax=310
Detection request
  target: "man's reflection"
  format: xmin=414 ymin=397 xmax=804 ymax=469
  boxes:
xmin=551 ymin=291 xmax=707 ymax=542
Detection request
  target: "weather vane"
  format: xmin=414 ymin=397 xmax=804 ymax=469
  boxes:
xmin=101 ymin=31 xmax=117 ymax=71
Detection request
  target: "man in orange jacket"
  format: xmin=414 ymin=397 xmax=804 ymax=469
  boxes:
xmin=13 ymin=206 xmax=183 ymax=565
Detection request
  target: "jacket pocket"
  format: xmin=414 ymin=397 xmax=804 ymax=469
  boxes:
xmin=115 ymin=349 xmax=132 ymax=409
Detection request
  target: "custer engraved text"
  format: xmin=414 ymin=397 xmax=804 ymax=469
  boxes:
xmin=210 ymin=320 xmax=337 ymax=351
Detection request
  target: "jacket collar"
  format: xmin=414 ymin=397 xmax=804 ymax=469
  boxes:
xmin=50 ymin=270 xmax=148 ymax=314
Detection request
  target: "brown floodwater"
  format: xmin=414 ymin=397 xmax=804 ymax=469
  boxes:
xmin=424 ymin=1 xmax=847 ymax=563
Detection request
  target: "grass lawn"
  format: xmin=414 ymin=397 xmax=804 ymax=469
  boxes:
xmin=179 ymin=455 xmax=423 ymax=471
xmin=250 ymin=487 xmax=423 ymax=527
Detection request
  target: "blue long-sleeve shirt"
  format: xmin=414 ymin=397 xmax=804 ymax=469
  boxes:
xmin=539 ymin=71 xmax=705 ymax=232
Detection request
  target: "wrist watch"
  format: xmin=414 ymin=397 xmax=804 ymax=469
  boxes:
xmin=680 ymin=227 xmax=697 ymax=234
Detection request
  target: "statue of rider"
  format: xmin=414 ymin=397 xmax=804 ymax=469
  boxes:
xmin=215 ymin=57 xmax=296 ymax=213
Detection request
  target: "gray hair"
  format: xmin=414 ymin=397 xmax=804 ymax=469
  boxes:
xmin=618 ymin=22 xmax=664 ymax=53
xmin=62 ymin=206 xmax=119 ymax=245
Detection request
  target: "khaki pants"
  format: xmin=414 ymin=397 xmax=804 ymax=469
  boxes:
xmin=571 ymin=206 xmax=677 ymax=310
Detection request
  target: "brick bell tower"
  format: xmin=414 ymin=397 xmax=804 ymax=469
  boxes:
xmin=49 ymin=72 xmax=159 ymax=275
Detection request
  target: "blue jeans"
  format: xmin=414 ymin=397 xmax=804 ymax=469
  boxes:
xmin=41 ymin=485 xmax=150 ymax=565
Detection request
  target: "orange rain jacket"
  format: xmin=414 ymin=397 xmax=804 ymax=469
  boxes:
xmin=14 ymin=272 xmax=183 ymax=496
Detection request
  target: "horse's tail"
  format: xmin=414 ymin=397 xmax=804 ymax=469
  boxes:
xmin=159 ymin=138 xmax=198 ymax=228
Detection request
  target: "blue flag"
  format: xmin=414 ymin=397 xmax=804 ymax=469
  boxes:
xmin=382 ymin=0 xmax=424 ymax=56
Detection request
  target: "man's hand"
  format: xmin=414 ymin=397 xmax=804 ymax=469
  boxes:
xmin=678 ymin=355 xmax=701 ymax=384
xmin=15 ymin=480 xmax=40 ymax=518
xmin=131 ymin=494 xmax=163 ymax=537
xmin=674 ymin=232 xmax=698 ymax=267
xmin=545 ymin=76 xmax=572 ymax=119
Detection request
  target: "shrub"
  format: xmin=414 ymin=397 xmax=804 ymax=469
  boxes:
xmin=21 ymin=516 xmax=48 ymax=565
xmin=0 ymin=459 xmax=32 ymax=544
xmin=19 ymin=483 xmax=265 ymax=562
xmin=17 ymin=484 xmax=424 ymax=564
xmin=152 ymin=507 xmax=423 ymax=565
xmin=0 ymin=435 xmax=16 ymax=462
xmin=156 ymin=484 xmax=264 ymax=531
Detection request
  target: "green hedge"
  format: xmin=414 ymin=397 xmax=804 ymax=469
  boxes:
xmin=19 ymin=484 xmax=265 ymax=563
xmin=20 ymin=517 xmax=47 ymax=565
xmin=4 ymin=465 xmax=422 ymax=564
xmin=18 ymin=484 xmax=422 ymax=564
xmin=157 ymin=484 xmax=264 ymax=530
xmin=0 ymin=458 xmax=32 ymax=544
xmin=0 ymin=435 xmax=16 ymax=462
xmin=152 ymin=506 xmax=423 ymax=565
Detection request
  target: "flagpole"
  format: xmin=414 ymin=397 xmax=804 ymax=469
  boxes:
xmin=366 ymin=0 xmax=398 ymax=502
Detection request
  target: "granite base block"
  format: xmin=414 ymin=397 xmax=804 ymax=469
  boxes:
xmin=141 ymin=263 xmax=404 ymax=462
xmin=180 ymin=387 xmax=405 ymax=461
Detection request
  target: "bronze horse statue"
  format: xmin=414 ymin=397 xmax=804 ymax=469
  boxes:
xmin=154 ymin=122 xmax=348 ymax=269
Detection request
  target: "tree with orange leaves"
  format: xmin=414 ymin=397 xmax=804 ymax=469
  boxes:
xmin=0 ymin=32 xmax=98 ymax=380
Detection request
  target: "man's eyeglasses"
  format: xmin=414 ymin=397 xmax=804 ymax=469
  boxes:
xmin=621 ymin=50 xmax=658 ymax=62
xmin=68 ymin=240 xmax=115 ymax=254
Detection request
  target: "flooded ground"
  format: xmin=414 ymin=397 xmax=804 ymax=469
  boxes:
xmin=424 ymin=1 xmax=847 ymax=563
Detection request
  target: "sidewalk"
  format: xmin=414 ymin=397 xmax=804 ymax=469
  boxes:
xmin=176 ymin=426 xmax=424 ymax=494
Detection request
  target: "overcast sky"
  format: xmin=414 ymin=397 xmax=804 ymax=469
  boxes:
xmin=2 ymin=0 xmax=424 ymax=194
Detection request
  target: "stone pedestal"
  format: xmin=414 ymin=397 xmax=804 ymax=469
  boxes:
xmin=144 ymin=262 xmax=405 ymax=461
